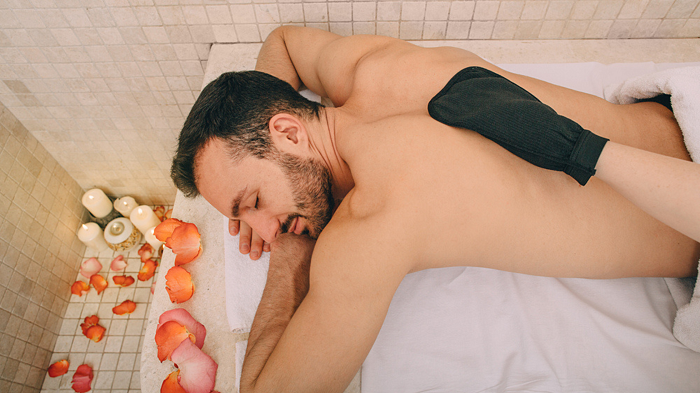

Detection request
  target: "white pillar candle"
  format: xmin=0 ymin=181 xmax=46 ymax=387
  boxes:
xmin=82 ymin=189 xmax=113 ymax=218
xmin=144 ymin=226 xmax=164 ymax=250
xmin=130 ymin=206 xmax=162 ymax=235
xmin=77 ymin=223 xmax=109 ymax=252
xmin=114 ymin=196 xmax=137 ymax=217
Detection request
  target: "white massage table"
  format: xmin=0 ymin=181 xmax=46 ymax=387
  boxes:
xmin=141 ymin=39 xmax=700 ymax=393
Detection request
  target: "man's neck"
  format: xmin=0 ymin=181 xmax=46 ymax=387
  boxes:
xmin=308 ymin=108 xmax=355 ymax=200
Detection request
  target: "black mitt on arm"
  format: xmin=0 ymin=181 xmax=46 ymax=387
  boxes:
xmin=428 ymin=67 xmax=609 ymax=186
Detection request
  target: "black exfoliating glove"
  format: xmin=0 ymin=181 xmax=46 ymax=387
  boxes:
xmin=428 ymin=67 xmax=609 ymax=186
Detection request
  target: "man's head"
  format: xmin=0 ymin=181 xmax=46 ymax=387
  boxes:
xmin=171 ymin=71 xmax=334 ymax=241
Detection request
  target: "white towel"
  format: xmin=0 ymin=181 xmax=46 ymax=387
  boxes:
xmin=604 ymin=66 xmax=700 ymax=162
xmin=605 ymin=66 xmax=700 ymax=352
xmin=223 ymin=216 xmax=269 ymax=332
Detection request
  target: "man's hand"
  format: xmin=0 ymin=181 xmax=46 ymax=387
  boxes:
xmin=229 ymin=219 xmax=270 ymax=260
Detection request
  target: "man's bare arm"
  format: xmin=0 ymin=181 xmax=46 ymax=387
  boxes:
xmin=241 ymin=234 xmax=314 ymax=391
xmin=240 ymin=217 xmax=412 ymax=393
xmin=256 ymin=26 xmax=401 ymax=107
xmin=255 ymin=26 xmax=342 ymax=95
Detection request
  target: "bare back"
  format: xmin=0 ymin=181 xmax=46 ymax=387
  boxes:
xmin=330 ymin=38 xmax=699 ymax=278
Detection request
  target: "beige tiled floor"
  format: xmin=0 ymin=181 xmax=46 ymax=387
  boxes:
xmin=40 ymin=209 xmax=169 ymax=393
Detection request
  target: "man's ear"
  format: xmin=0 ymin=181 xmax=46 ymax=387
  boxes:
xmin=268 ymin=113 xmax=308 ymax=154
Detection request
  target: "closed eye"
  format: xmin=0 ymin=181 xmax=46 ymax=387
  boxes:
xmin=254 ymin=196 xmax=259 ymax=209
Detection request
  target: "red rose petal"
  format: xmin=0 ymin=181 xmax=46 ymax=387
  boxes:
xmin=48 ymin=359 xmax=69 ymax=377
xmin=71 ymin=364 xmax=93 ymax=393
xmin=138 ymin=259 xmax=158 ymax=281
xmin=112 ymin=300 xmax=137 ymax=315
xmin=138 ymin=243 xmax=154 ymax=262
xmin=154 ymin=218 xmax=185 ymax=242
xmin=155 ymin=320 xmax=195 ymax=362
xmin=71 ymin=281 xmax=90 ymax=297
xmin=166 ymin=223 xmax=202 ymax=265
xmin=158 ymin=308 xmax=206 ymax=350
xmin=89 ymin=274 xmax=108 ymax=294
xmin=165 ymin=266 xmax=194 ymax=304
xmin=161 ymin=370 xmax=187 ymax=393
xmin=113 ymin=275 xmax=135 ymax=287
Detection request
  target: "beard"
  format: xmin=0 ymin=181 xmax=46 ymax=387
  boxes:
xmin=275 ymin=152 xmax=335 ymax=239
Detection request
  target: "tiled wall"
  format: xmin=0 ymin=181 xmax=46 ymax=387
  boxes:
xmin=1 ymin=0 xmax=699 ymax=206
xmin=0 ymin=101 xmax=88 ymax=393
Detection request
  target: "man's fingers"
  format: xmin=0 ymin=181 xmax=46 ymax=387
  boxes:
xmin=238 ymin=221 xmax=252 ymax=254
xmin=249 ymin=231 xmax=265 ymax=260
xmin=229 ymin=219 xmax=240 ymax=236
xmin=263 ymin=242 xmax=271 ymax=252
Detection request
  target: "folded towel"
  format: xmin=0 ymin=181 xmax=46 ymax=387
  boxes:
xmin=223 ymin=216 xmax=269 ymax=332
xmin=605 ymin=66 xmax=700 ymax=352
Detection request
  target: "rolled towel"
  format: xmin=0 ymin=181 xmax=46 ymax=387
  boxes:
xmin=605 ymin=65 xmax=700 ymax=352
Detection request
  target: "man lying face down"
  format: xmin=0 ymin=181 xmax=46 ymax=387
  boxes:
xmin=171 ymin=27 xmax=700 ymax=393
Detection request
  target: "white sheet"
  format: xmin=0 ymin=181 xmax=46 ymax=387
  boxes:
xmin=361 ymin=62 xmax=700 ymax=392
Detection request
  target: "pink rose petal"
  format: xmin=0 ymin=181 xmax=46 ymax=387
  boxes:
xmin=80 ymin=258 xmax=102 ymax=279
xmin=171 ymin=339 xmax=218 ymax=393
xmin=110 ymin=255 xmax=128 ymax=271
xmin=71 ymin=364 xmax=93 ymax=392
xmin=158 ymin=308 xmax=206 ymax=349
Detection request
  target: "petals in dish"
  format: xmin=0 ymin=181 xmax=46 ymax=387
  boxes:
xmin=161 ymin=370 xmax=187 ymax=393
xmin=166 ymin=223 xmax=202 ymax=266
xmin=80 ymin=315 xmax=106 ymax=343
xmin=138 ymin=243 xmax=154 ymax=262
xmin=48 ymin=359 xmax=69 ymax=377
xmin=158 ymin=308 xmax=206 ymax=349
xmin=154 ymin=218 xmax=185 ymax=242
xmin=71 ymin=364 xmax=93 ymax=393
xmin=155 ymin=320 xmax=195 ymax=362
xmin=113 ymin=275 xmax=135 ymax=287
xmin=110 ymin=255 xmax=128 ymax=271
xmin=71 ymin=281 xmax=90 ymax=297
xmin=165 ymin=266 xmax=194 ymax=304
xmin=89 ymin=274 xmax=108 ymax=294
xmin=113 ymin=300 xmax=137 ymax=315
xmin=171 ymin=338 xmax=218 ymax=393
xmin=138 ymin=259 xmax=158 ymax=281
xmin=80 ymin=257 xmax=102 ymax=279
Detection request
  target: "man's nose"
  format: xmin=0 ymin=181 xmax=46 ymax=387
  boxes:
xmin=246 ymin=215 xmax=279 ymax=243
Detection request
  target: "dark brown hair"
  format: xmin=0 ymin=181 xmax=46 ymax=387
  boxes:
xmin=171 ymin=71 xmax=323 ymax=197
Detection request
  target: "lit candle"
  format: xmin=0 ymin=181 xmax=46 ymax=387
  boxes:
xmin=114 ymin=196 xmax=137 ymax=217
xmin=144 ymin=226 xmax=164 ymax=249
xmin=130 ymin=206 xmax=161 ymax=235
xmin=82 ymin=189 xmax=113 ymax=218
xmin=77 ymin=223 xmax=109 ymax=251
